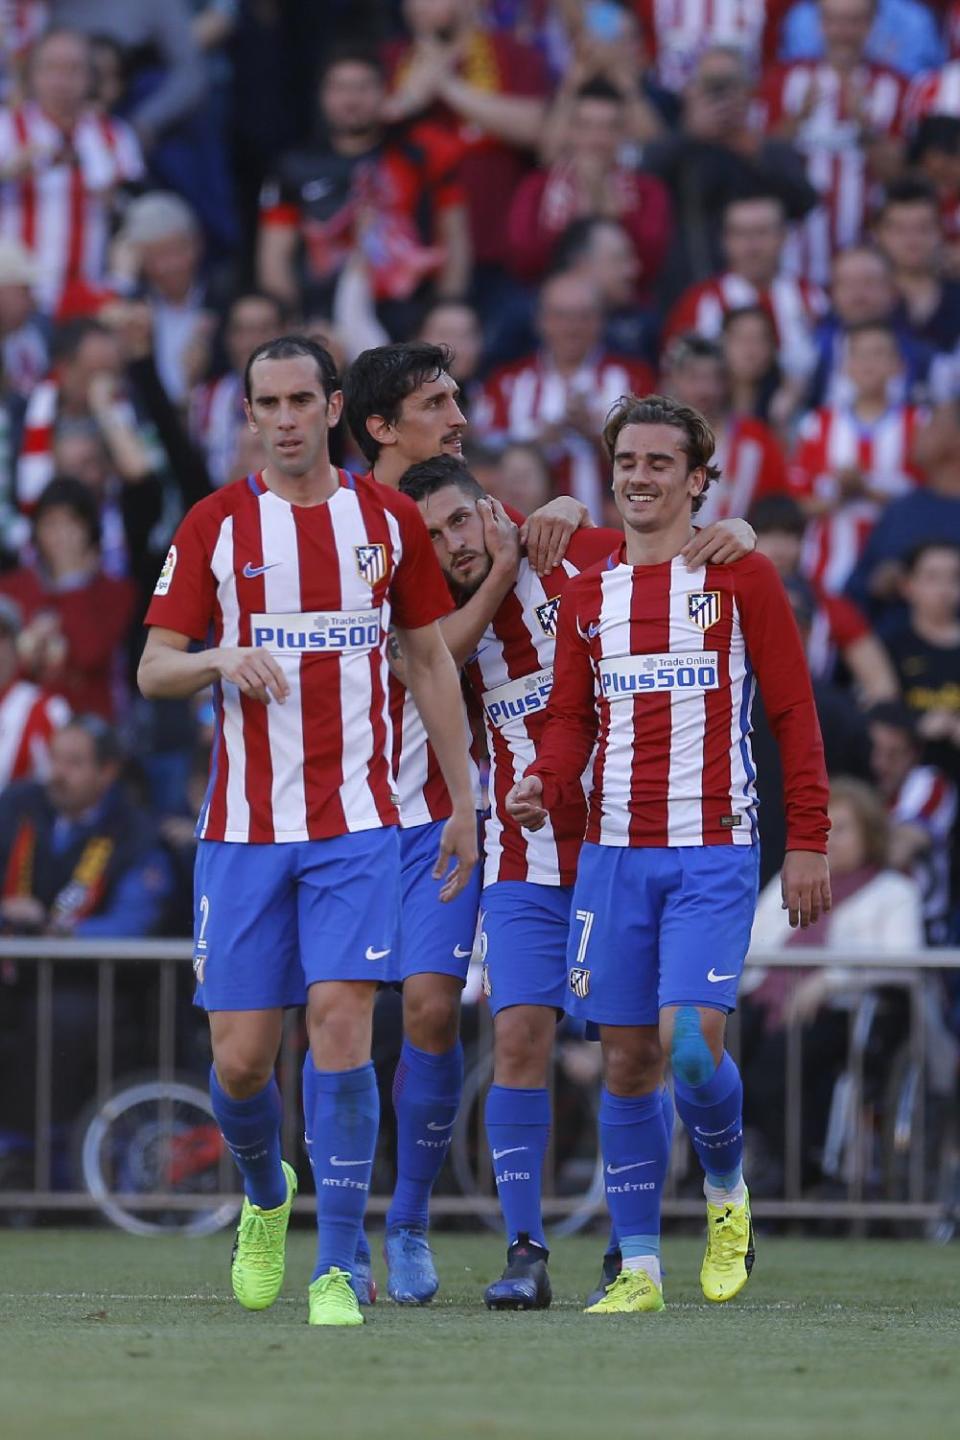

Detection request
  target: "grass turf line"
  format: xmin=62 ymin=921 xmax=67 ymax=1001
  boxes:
xmin=0 ymin=1231 xmax=957 ymax=1440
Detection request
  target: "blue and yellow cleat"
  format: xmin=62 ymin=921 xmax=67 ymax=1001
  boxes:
xmin=384 ymin=1226 xmax=439 ymax=1305
xmin=308 ymin=1267 xmax=364 ymax=1326
xmin=701 ymin=1187 xmax=755 ymax=1302
xmin=484 ymin=1236 xmax=552 ymax=1311
xmin=584 ymin=1246 xmax=622 ymax=1310
xmin=230 ymin=1160 xmax=297 ymax=1311
xmin=585 ymin=1266 xmax=665 ymax=1314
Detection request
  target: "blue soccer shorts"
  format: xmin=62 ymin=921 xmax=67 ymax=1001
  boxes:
xmin=386 ymin=816 xmax=483 ymax=984
xmin=192 ymin=828 xmax=402 ymax=1011
xmin=480 ymin=881 xmax=573 ymax=1017
xmin=564 ymin=843 xmax=760 ymax=1026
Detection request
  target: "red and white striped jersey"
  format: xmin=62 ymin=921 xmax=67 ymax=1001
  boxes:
xmin=528 ymin=549 xmax=829 ymax=851
xmin=0 ymin=101 xmax=143 ymax=311
xmin=0 ymin=678 xmax=68 ymax=786
xmin=695 ymin=416 xmax=789 ymax=525
xmin=905 ymin=62 xmax=960 ymax=125
xmin=663 ymin=272 xmax=828 ymax=380
xmin=388 ymin=670 xmax=481 ymax=828
xmin=144 ymin=470 xmax=453 ymax=844
xmin=788 ymin=404 xmax=923 ymax=594
xmin=464 ymin=528 xmax=619 ymax=888
xmin=890 ymin=764 xmax=957 ymax=941
xmin=760 ymin=63 xmax=907 ymax=284
xmin=189 ymin=372 xmax=245 ymax=490
xmin=475 ymin=352 xmax=656 ymax=520
xmin=634 ymin=0 xmax=783 ymax=93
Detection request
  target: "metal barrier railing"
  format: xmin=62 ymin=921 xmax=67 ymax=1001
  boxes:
xmin=1 ymin=938 xmax=958 ymax=1230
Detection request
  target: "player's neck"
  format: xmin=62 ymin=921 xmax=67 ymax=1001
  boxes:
xmin=261 ymin=460 xmax=340 ymax=507
xmin=622 ymin=513 xmax=696 ymax=567
xmin=369 ymin=452 xmax=407 ymax=490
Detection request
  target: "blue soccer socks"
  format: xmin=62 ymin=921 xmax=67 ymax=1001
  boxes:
xmin=386 ymin=1039 xmax=463 ymax=1233
xmin=673 ymin=1049 xmax=745 ymax=1196
xmin=209 ymin=1065 xmax=286 ymax=1211
xmin=599 ymin=1087 xmax=669 ymax=1281
xmin=307 ymin=1060 xmax=379 ymax=1281
xmin=485 ymin=1084 xmax=551 ymax=1250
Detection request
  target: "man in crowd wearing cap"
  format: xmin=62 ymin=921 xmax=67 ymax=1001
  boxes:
xmin=0 ymin=593 xmax=70 ymax=790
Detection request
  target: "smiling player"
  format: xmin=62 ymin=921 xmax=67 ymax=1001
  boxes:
xmin=508 ymin=394 xmax=831 ymax=1314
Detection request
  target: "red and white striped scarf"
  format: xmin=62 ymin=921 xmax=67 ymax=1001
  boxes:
xmin=16 ymin=374 xmax=58 ymax=510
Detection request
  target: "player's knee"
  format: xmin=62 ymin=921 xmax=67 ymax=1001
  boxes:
xmin=307 ymin=990 xmax=375 ymax=1069
xmin=213 ymin=1051 xmax=275 ymax=1099
xmin=403 ymin=986 xmax=461 ymax=1052
xmin=493 ymin=1007 xmax=552 ymax=1087
xmin=668 ymin=1006 xmax=718 ymax=1090
xmin=603 ymin=1031 xmax=663 ymax=1096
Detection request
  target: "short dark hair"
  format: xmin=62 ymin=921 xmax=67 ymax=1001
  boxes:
xmin=911 ymin=115 xmax=960 ymax=162
xmin=342 ymin=342 xmax=453 ymax=464
xmin=398 ymin=453 xmax=484 ymax=506
xmin=601 ymin=393 xmax=720 ymax=514
xmin=574 ymin=76 xmax=625 ymax=105
xmin=903 ymin=538 xmax=960 ymax=573
xmin=878 ymin=177 xmax=940 ymax=218
xmin=318 ymin=44 xmax=385 ymax=86
xmin=721 ymin=303 xmax=776 ymax=338
xmin=747 ymin=493 xmax=805 ymax=537
xmin=51 ymin=317 xmax=111 ymax=366
xmin=62 ymin=713 xmax=125 ymax=768
xmin=552 ymin=216 xmax=627 ymax=273
xmin=866 ymin=701 xmax=920 ymax=746
xmin=243 ymin=334 xmax=339 ymax=403
xmin=844 ymin=318 xmax=899 ymax=345
xmin=663 ymin=332 xmax=725 ymax=370
xmin=724 ymin=191 xmax=785 ymax=219
xmin=33 ymin=476 xmax=101 ymax=550
xmin=227 ymin=290 xmax=286 ymax=325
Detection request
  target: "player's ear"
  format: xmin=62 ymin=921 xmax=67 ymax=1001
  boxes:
xmin=326 ymin=389 xmax=344 ymax=427
xmin=688 ymin=465 xmax=707 ymax=499
xmin=243 ymin=397 xmax=257 ymax=432
xmin=366 ymin=413 xmax=396 ymax=449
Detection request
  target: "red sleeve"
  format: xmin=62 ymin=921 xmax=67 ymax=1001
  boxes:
xmin=506 ymin=171 xmax=554 ymax=282
xmin=525 ymin=579 xmax=599 ymax=811
xmin=410 ymin=123 xmax=468 ymax=211
xmin=387 ymin=490 xmax=456 ymax=630
xmin=735 ymin=554 xmax=830 ymax=852
xmin=822 ymin=592 xmax=870 ymax=648
xmin=144 ymin=503 xmax=218 ymax=641
xmin=57 ymin=577 xmax=136 ymax=670
xmin=564 ymin=530 xmax=622 ymax=569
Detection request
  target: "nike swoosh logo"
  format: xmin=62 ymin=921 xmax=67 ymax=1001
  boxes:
xmin=365 ymin=946 xmax=391 ymax=960
xmin=707 ymin=968 xmax=737 ymax=983
xmin=427 ymin=1119 xmax=456 ymax=1132
xmin=587 ymin=622 xmax=601 ymax=638
xmin=242 ymin=561 xmax=279 ymax=579
xmin=492 ymin=1146 xmax=527 ymax=1161
xmin=606 ymin=1161 xmax=656 ymax=1174
xmin=453 ymin=944 xmax=472 ymax=958
xmin=329 ymin=1156 xmax=371 ymax=1168
xmin=694 ymin=1122 xmax=738 ymax=1137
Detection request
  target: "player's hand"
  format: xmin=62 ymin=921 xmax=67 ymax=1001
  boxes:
xmin=505 ymin=775 xmax=548 ymax=831
xmin=781 ymin=850 xmax=832 ymax=929
xmin=479 ymin=496 xmax=521 ymax=577
xmin=432 ymin=805 xmax=478 ymax=903
xmin=682 ymin=518 xmax=756 ymax=568
xmin=521 ymin=497 xmax=592 ymax=577
xmin=214 ymin=646 xmax=290 ymax=705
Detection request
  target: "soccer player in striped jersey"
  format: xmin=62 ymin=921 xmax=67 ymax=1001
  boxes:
xmin=342 ymin=341 xmax=590 ymax=1305
xmin=138 ymin=336 xmax=477 ymax=1328
xmin=508 ymin=393 xmax=831 ymax=1314
xmin=400 ymin=453 xmax=757 ymax=1309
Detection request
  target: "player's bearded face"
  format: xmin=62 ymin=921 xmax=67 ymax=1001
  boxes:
xmin=421 ymin=489 xmax=491 ymax=600
xmin=611 ymin=422 xmax=706 ymax=533
xmin=393 ymin=374 xmax=467 ymax=465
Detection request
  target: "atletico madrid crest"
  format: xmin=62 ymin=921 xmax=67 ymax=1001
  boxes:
xmin=687 ymin=591 xmax=721 ymax=631
xmin=535 ymin=596 xmax=561 ymax=637
xmin=355 ymin=543 xmax=388 ymax=587
xmin=569 ymin=967 xmax=591 ymax=999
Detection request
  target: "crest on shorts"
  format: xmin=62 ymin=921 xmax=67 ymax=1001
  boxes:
xmin=687 ymin=591 xmax=721 ymax=631
xmin=535 ymin=596 xmax=561 ymax=638
xmin=355 ymin=543 xmax=388 ymax=587
xmin=569 ymin=967 xmax=591 ymax=999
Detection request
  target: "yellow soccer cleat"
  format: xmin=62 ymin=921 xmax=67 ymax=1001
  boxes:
xmin=700 ymin=1187 xmax=755 ymax=1303
xmin=230 ymin=1160 xmax=298 ymax=1311
xmin=308 ymin=1267 xmax=365 ymax=1326
xmin=584 ymin=1266 xmax=665 ymax=1315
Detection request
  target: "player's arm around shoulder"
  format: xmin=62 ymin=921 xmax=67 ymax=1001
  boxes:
xmin=680 ymin=515 xmax=757 ymax=569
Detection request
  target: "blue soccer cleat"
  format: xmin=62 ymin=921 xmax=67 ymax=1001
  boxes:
xmin=484 ymin=1235 xmax=552 ymax=1311
xmin=384 ymin=1225 xmax=439 ymax=1305
xmin=351 ymin=1245 xmax=377 ymax=1306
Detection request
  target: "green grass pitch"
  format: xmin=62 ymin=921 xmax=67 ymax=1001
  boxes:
xmin=1 ymin=1229 xmax=958 ymax=1439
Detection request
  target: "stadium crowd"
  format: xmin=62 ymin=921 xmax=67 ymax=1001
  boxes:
xmin=0 ymin=0 xmax=958 ymax=1200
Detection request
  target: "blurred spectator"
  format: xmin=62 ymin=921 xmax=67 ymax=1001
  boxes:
xmin=806 ymin=243 xmax=941 ymax=407
xmin=909 ymin=116 xmax=960 ymax=281
xmin=663 ymin=192 xmax=827 ymax=391
xmin=660 ymin=333 xmax=790 ymax=523
xmin=506 ymin=77 xmax=672 ymax=296
xmin=485 ymin=438 xmax=552 ymax=514
xmin=0 ymin=27 xmax=144 ymax=312
xmin=633 ymin=0 xmax=786 ymax=95
xmin=416 ymin=296 xmax=485 ymax=411
xmin=751 ymin=490 xmax=899 ymax=698
xmin=0 ymin=593 xmax=69 ymax=787
xmin=543 ymin=2 xmax=667 ymax=143
xmin=189 ymin=291 xmax=284 ymax=489
xmin=874 ymin=177 xmax=960 ymax=354
xmin=789 ymin=320 xmax=923 ymax=594
xmin=868 ymin=700 xmax=957 ymax=942
xmin=0 ymin=476 xmax=135 ymax=719
xmin=0 ymin=1 xmax=48 ymax=105
xmin=0 ymin=346 xmax=22 ymax=561
xmin=115 ymin=192 xmax=208 ymax=405
xmin=761 ymin=0 xmax=907 ymax=284
xmin=382 ymin=0 xmax=550 ymax=277
xmin=0 ymin=237 xmax=47 ymax=398
xmin=475 ymin=270 xmax=655 ymax=517
xmin=643 ymin=45 xmax=818 ymax=302
xmin=722 ymin=304 xmax=785 ymax=425
xmin=780 ymin=0 xmax=944 ymax=79
xmin=846 ymin=401 xmax=960 ymax=618
xmin=258 ymin=47 xmax=471 ymax=339
xmin=552 ymin=215 xmax=657 ymax=362
xmin=882 ymin=542 xmax=960 ymax=785
xmin=51 ymin=0 xmax=205 ymax=155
